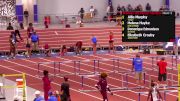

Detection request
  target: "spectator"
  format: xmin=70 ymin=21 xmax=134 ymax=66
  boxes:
xmin=146 ymin=3 xmax=151 ymax=11
xmin=44 ymin=21 xmax=49 ymax=29
xmin=91 ymin=35 xmax=97 ymax=55
xmin=116 ymin=18 xmax=121 ymax=26
xmin=33 ymin=90 xmax=44 ymax=101
xmin=121 ymin=6 xmax=126 ymax=12
xmin=106 ymin=5 xmax=111 ymax=16
xmin=7 ymin=23 xmax=14 ymax=30
xmin=61 ymin=77 xmax=71 ymax=101
xmin=127 ymin=4 xmax=133 ymax=11
xmin=157 ymin=57 xmax=167 ymax=84
xmin=147 ymin=80 xmax=162 ymax=101
xmin=75 ymin=41 xmax=83 ymax=55
xmin=27 ymin=23 xmax=34 ymax=38
xmin=25 ymin=38 xmax=31 ymax=58
xmin=135 ymin=5 xmax=143 ymax=11
xmin=117 ymin=4 xmax=121 ymax=12
xmin=95 ymin=73 xmax=113 ymax=101
xmin=55 ymin=91 xmax=61 ymax=101
xmin=44 ymin=43 xmax=51 ymax=57
xmin=76 ymin=17 xmax=84 ymax=27
xmin=48 ymin=92 xmax=57 ymax=101
xmin=24 ymin=9 xmax=29 ymax=25
xmin=164 ymin=5 xmax=169 ymax=11
xmin=90 ymin=6 xmax=95 ymax=18
xmin=42 ymin=70 xmax=51 ymax=101
xmin=79 ymin=8 xmax=85 ymax=20
xmin=116 ymin=5 xmax=121 ymax=16
xmin=20 ymin=23 xmax=24 ymax=29
xmin=14 ymin=17 xmax=23 ymax=40
xmin=60 ymin=45 xmax=67 ymax=56
xmin=14 ymin=17 xmax=20 ymax=30
xmin=109 ymin=31 xmax=115 ymax=53
xmin=109 ymin=5 xmax=114 ymax=19
xmin=138 ymin=4 xmax=143 ymax=11
xmin=132 ymin=54 xmax=143 ymax=84
xmin=31 ymin=31 xmax=39 ymax=54
xmin=176 ymin=12 xmax=180 ymax=19
xmin=159 ymin=6 xmax=164 ymax=11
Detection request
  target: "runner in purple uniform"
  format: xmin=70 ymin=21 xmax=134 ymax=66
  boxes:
xmin=95 ymin=73 xmax=113 ymax=101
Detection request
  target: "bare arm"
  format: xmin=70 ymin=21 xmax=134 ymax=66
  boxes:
xmin=107 ymin=86 xmax=113 ymax=95
xmin=132 ymin=60 xmax=134 ymax=71
xmin=95 ymin=84 xmax=99 ymax=90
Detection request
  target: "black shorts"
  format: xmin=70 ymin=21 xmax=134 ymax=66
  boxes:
xmin=109 ymin=40 xmax=114 ymax=43
xmin=26 ymin=44 xmax=31 ymax=48
xmin=158 ymin=73 xmax=167 ymax=81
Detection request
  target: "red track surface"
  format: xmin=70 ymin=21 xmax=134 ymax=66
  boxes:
xmin=0 ymin=25 xmax=180 ymax=100
xmin=0 ymin=53 xmax=179 ymax=101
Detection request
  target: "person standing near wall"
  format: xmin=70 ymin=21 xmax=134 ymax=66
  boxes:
xmin=79 ymin=8 xmax=85 ymax=21
xmin=14 ymin=17 xmax=23 ymax=41
xmin=146 ymin=3 xmax=152 ymax=11
xmin=7 ymin=23 xmax=14 ymax=30
xmin=24 ymin=9 xmax=29 ymax=25
xmin=90 ymin=6 xmax=95 ymax=18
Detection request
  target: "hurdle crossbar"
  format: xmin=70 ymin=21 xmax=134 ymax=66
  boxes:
xmin=79 ymin=86 xmax=145 ymax=93
xmin=137 ymin=89 xmax=178 ymax=101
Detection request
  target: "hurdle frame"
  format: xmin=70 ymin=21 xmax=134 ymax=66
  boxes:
xmin=0 ymin=73 xmax=27 ymax=101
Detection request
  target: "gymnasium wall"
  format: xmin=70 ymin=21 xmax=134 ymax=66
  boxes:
xmin=37 ymin=0 xmax=180 ymax=23
xmin=112 ymin=0 xmax=163 ymax=11
xmin=37 ymin=0 xmax=108 ymax=23
xmin=171 ymin=0 xmax=180 ymax=13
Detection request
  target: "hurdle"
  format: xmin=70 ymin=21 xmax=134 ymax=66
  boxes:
xmin=79 ymin=70 xmax=146 ymax=92
xmin=57 ymin=60 xmax=78 ymax=76
xmin=37 ymin=61 xmax=56 ymax=77
xmin=137 ymin=90 xmax=178 ymax=101
xmin=124 ymin=71 xmax=147 ymax=86
xmin=77 ymin=59 xmax=100 ymax=75
xmin=0 ymin=73 xmax=27 ymax=101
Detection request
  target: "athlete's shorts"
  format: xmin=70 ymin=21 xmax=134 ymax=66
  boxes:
xmin=109 ymin=40 xmax=114 ymax=43
xmin=158 ymin=73 xmax=167 ymax=81
xmin=135 ymin=71 xmax=142 ymax=80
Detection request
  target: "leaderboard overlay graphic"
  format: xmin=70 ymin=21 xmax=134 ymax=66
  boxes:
xmin=122 ymin=11 xmax=175 ymax=42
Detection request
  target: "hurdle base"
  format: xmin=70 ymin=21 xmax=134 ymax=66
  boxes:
xmin=0 ymin=97 xmax=6 ymax=99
